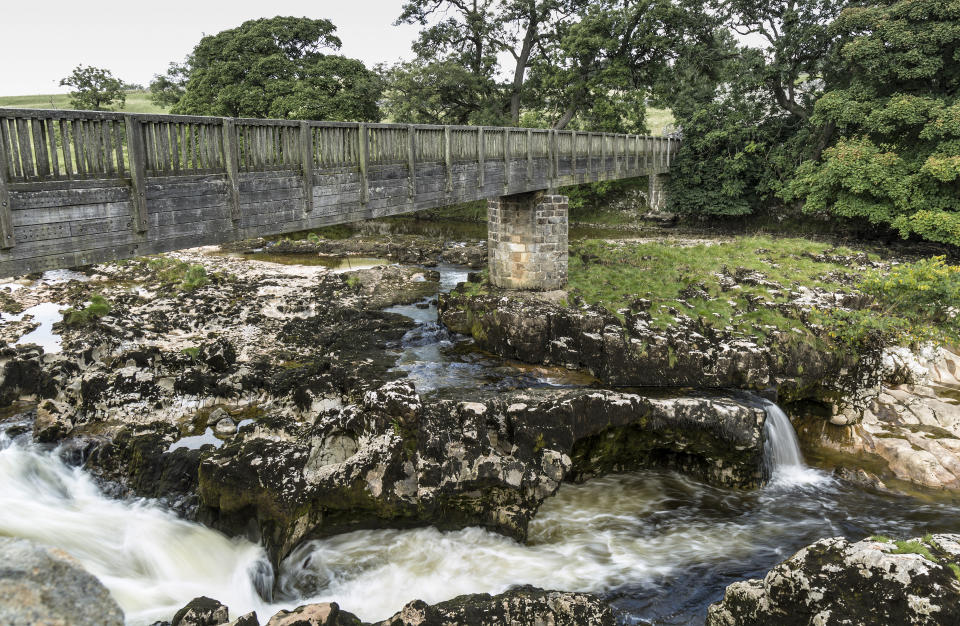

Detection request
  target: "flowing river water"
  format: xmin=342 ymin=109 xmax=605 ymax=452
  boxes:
xmin=2 ymin=247 xmax=960 ymax=625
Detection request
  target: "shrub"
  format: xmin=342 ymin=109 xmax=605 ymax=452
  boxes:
xmin=179 ymin=264 xmax=209 ymax=291
xmin=862 ymin=257 xmax=960 ymax=328
xmin=64 ymin=294 xmax=111 ymax=326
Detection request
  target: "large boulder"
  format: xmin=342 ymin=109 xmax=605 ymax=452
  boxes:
xmin=373 ymin=586 xmax=615 ymax=626
xmin=0 ymin=537 xmax=124 ymax=626
xmin=198 ymin=380 xmax=767 ymax=564
xmin=707 ymin=534 xmax=960 ymax=626
xmin=265 ymin=602 xmax=362 ymax=625
xmin=172 ymin=596 xmax=230 ymax=626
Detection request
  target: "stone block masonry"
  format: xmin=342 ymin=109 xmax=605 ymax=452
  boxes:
xmin=488 ymin=191 xmax=568 ymax=290
xmin=648 ymin=173 xmax=669 ymax=212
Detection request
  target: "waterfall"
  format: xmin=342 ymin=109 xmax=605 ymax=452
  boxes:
xmin=761 ymin=401 xmax=824 ymax=486
xmin=0 ymin=427 xmax=274 ymax=625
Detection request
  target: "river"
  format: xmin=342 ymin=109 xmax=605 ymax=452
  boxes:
xmin=1 ymin=244 xmax=959 ymax=625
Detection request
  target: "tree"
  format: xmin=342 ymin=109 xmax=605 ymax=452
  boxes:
xmin=59 ymin=65 xmax=126 ymax=111
xmin=657 ymin=0 xmax=843 ymax=216
xmin=380 ymin=60 xmax=504 ymax=125
xmin=529 ymin=0 xmax=712 ymax=130
xmin=149 ymin=62 xmax=188 ymax=109
xmin=785 ymin=0 xmax=960 ymax=246
xmin=393 ymin=0 xmax=571 ymax=125
xmin=170 ymin=16 xmax=383 ymax=122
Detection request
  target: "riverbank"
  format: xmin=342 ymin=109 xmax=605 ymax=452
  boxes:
xmin=0 ymin=221 xmax=958 ymax=624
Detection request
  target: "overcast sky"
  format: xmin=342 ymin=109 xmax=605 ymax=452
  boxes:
xmin=0 ymin=0 xmax=421 ymax=96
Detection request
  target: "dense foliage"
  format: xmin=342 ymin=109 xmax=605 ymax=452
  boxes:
xmin=60 ymin=65 xmax=126 ymax=111
xmin=785 ymin=0 xmax=960 ymax=246
xmin=154 ymin=17 xmax=383 ymax=122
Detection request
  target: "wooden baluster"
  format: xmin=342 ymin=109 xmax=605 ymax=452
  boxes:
xmin=0 ymin=129 xmax=14 ymax=248
xmin=124 ymin=115 xmax=148 ymax=234
xmin=477 ymin=127 xmax=484 ymax=190
xmin=222 ymin=119 xmax=241 ymax=223
xmin=358 ymin=123 xmax=369 ymax=204
xmin=407 ymin=125 xmax=416 ymax=199
xmin=299 ymin=121 xmax=313 ymax=214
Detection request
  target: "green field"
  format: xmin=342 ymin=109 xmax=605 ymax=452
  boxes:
xmin=0 ymin=91 xmax=168 ymax=114
xmin=645 ymin=107 xmax=675 ymax=135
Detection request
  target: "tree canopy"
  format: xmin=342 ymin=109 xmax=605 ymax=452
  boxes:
xmin=158 ymin=16 xmax=383 ymax=122
xmin=60 ymin=65 xmax=126 ymax=111
xmin=786 ymin=0 xmax=960 ymax=246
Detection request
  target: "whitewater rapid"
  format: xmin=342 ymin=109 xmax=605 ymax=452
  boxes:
xmin=2 ymin=403 xmax=959 ymax=624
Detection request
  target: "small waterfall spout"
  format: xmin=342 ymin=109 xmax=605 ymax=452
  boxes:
xmin=761 ymin=401 xmax=824 ymax=486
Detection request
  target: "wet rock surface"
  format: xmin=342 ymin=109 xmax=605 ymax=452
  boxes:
xmin=439 ymin=287 xmax=849 ymax=403
xmin=0 ymin=251 xmax=434 ymax=513
xmin=371 ymin=586 xmax=616 ymax=626
xmin=175 ymin=587 xmax=615 ymax=626
xmin=799 ymin=346 xmax=960 ymax=492
xmin=198 ymin=381 xmax=767 ymax=564
xmin=707 ymin=534 xmax=960 ymax=626
xmin=0 ymin=537 xmax=124 ymax=626
xmin=172 ymin=596 xmax=230 ymax=626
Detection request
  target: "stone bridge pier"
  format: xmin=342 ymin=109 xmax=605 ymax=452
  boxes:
xmin=488 ymin=191 xmax=568 ymax=290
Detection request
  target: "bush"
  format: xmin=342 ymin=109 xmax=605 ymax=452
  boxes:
xmin=180 ymin=265 xmax=209 ymax=291
xmin=64 ymin=294 xmax=111 ymax=326
xmin=862 ymin=256 xmax=960 ymax=328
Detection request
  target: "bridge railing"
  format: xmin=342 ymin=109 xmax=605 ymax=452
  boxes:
xmin=0 ymin=108 xmax=678 ymax=185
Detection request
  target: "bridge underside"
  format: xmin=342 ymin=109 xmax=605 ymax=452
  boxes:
xmin=1 ymin=155 xmax=667 ymax=280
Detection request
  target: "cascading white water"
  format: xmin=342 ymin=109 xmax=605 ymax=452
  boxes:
xmin=761 ymin=401 xmax=824 ymax=485
xmin=0 ymin=429 xmax=274 ymax=625
xmin=1 ymin=421 xmax=958 ymax=625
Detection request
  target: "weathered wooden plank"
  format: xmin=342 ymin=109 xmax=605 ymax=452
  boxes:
xmin=299 ymin=121 xmax=313 ymax=214
xmin=58 ymin=120 xmax=73 ymax=179
xmin=444 ymin=126 xmax=453 ymax=193
xmin=503 ymin=129 xmax=511 ymax=191
xmin=16 ymin=119 xmax=34 ymax=179
xmin=477 ymin=127 xmax=485 ymax=190
xmin=124 ymin=116 xmax=148 ymax=233
xmin=3 ymin=119 xmax=22 ymax=179
xmin=358 ymin=123 xmax=369 ymax=205
xmin=222 ymin=119 xmax=241 ymax=223
xmin=0 ymin=133 xmax=14 ymax=248
xmin=46 ymin=119 xmax=60 ymax=179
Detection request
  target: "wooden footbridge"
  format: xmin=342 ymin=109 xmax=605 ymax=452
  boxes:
xmin=0 ymin=108 xmax=676 ymax=280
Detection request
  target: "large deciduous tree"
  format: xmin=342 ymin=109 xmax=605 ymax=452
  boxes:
xmin=390 ymin=0 xmax=570 ymax=125
xmin=661 ymin=0 xmax=844 ymax=216
xmin=59 ymin=65 xmax=126 ymax=111
xmin=166 ymin=16 xmax=383 ymax=122
xmin=785 ymin=0 xmax=960 ymax=246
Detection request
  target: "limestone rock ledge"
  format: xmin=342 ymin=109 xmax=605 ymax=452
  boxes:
xmin=707 ymin=534 xmax=960 ymax=626
xmin=438 ymin=288 xmax=851 ymax=404
xmin=197 ymin=382 xmax=766 ymax=564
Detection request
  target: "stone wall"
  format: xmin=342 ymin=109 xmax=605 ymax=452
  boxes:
xmin=648 ymin=173 xmax=669 ymax=212
xmin=488 ymin=192 xmax=568 ymax=290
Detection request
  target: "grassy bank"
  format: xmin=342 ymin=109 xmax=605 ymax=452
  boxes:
xmin=0 ymin=91 xmax=167 ymax=114
xmin=567 ymin=237 xmax=960 ymax=349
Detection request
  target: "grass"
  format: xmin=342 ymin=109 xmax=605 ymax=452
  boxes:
xmin=646 ymin=107 xmax=676 ymax=135
xmin=567 ymin=236 xmax=871 ymax=337
xmin=565 ymin=236 xmax=960 ymax=359
xmin=63 ymin=294 xmax=111 ymax=326
xmin=869 ymin=535 xmax=960 ymax=579
xmin=0 ymin=90 xmax=168 ymax=114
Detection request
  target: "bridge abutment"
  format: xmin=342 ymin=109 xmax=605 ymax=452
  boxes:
xmin=488 ymin=191 xmax=568 ymax=290
xmin=648 ymin=173 xmax=669 ymax=212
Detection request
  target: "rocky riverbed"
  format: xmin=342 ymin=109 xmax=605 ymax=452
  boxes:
xmin=0 ymin=225 xmax=958 ymax=625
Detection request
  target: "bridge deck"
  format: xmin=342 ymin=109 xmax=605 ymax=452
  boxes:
xmin=0 ymin=109 xmax=676 ymax=278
